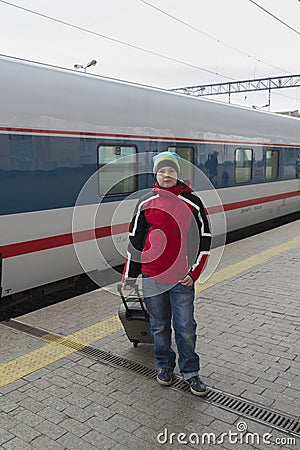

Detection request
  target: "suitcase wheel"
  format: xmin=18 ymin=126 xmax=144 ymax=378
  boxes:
xmin=133 ymin=341 xmax=139 ymax=347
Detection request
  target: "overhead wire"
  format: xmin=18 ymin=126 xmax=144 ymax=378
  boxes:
xmin=138 ymin=1 xmax=299 ymax=103
xmin=1 ymin=0 xmax=298 ymax=106
xmin=249 ymin=0 xmax=300 ymax=37
xmin=0 ymin=0 xmax=233 ymax=80
xmin=139 ymin=0 xmax=293 ymax=74
xmin=248 ymin=0 xmax=300 ymax=105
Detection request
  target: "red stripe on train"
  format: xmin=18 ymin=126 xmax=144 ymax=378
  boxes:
xmin=206 ymin=190 xmax=300 ymax=215
xmin=0 ymin=126 xmax=299 ymax=147
xmin=0 ymin=223 xmax=129 ymax=258
xmin=1 ymin=190 xmax=299 ymax=258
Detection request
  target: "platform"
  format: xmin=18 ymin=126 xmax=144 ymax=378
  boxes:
xmin=0 ymin=220 xmax=299 ymax=449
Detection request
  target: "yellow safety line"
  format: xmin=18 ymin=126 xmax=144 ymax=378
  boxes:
xmin=196 ymin=234 xmax=300 ymax=293
xmin=1 ymin=233 xmax=300 ymax=387
xmin=0 ymin=315 xmax=123 ymax=387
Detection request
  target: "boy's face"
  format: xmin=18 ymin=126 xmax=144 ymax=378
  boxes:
xmin=156 ymin=166 xmax=178 ymax=188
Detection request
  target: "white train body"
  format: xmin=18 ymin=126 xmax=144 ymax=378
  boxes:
xmin=0 ymin=56 xmax=299 ymax=297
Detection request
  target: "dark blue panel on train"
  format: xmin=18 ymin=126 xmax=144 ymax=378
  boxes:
xmin=0 ymin=134 xmax=98 ymax=215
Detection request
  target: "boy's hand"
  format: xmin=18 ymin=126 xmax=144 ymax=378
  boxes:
xmin=179 ymin=275 xmax=194 ymax=286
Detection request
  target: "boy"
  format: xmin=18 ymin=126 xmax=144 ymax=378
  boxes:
xmin=122 ymin=152 xmax=211 ymax=396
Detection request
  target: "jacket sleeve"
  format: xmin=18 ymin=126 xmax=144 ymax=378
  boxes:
xmin=187 ymin=195 xmax=211 ymax=282
xmin=122 ymin=201 xmax=148 ymax=283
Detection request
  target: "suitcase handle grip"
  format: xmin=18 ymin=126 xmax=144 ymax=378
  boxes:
xmin=117 ymin=284 xmax=148 ymax=318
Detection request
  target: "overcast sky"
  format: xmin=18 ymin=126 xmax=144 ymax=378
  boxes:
xmin=1 ymin=0 xmax=299 ymax=111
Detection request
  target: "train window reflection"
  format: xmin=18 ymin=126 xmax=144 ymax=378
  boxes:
xmin=266 ymin=149 xmax=279 ymax=179
xmin=98 ymin=145 xmax=137 ymax=195
xmin=167 ymin=146 xmax=194 ymax=185
xmin=235 ymin=148 xmax=253 ymax=183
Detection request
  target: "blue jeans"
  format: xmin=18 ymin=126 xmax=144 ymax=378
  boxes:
xmin=142 ymin=275 xmax=200 ymax=380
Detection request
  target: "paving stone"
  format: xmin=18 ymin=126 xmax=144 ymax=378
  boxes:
xmin=108 ymin=401 xmax=139 ymax=419
xmin=44 ymin=358 xmax=70 ymax=371
xmin=272 ymin=396 xmax=300 ymax=416
xmin=0 ymin=380 xmax=28 ymax=394
xmin=130 ymin=411 xmax=168 ymax=431
xmin=42 ymin=385 xmax=72 ymax=399
xmin=0 ymin=428 xmax=14 ymax=445
xmin=68 ymin=383 xmax=94 ymax=398
xmin=132 ymin=399 xmax=165 ymax=416
xmin=11 ymin=422 xmax=41 ymax=443
xmin=82 ymin=429 xmax=116 ymax=449
xmin=1 ymin=390 xmax=24 ymax=404
xmin=69 ymin=373 xmax=94 ymax=386
xmin=35 ymin=420 xmax=66 ymax=440
xmin=13 ymin=410 xmax=44 ymax=427
xmin=23 ymin=368 xmax=51 ymax=382
xmin=210 ymin=381 xmax=247 ymax=396
xmin=106 ymin=378 xmax=141 ymax=394
xmin=133 ymin=424 xmax=160 ymax=446
xmin=52 ymin=367 xmax=74 ymax=379
xmin=24 ymin=386 xmax=51 ymax=402
xmin=60 ymin=417 xmax=91 ymax=437
xmin=2 ymin=436 xmax=35 ymax=450
xmin=86 ymin=403 xmax=115 ymax=421
xmin=17 ymin=396 xmax=45 ymax=413
xmin=37 ymin=406 xmax=66 ymax=424
xmin=202 ymin=405 xmax=239 ymax=425
xmin=0 ymin=398 xmax=19 ymax=413
xmin=0 ymin=414 xmax=20 ymax=432
xmin=63 ymin=392 xmax=92 ymax=408
xmin=65 ymin=363 xmax=96 ymax=379
xmin=41 ymin=396 xmax=68 ymax=412
xmin=254 ymin=378 xmax=286 ymax=393
xmin=30 ymin=435 xmax=65 ymax=449
xmin=76 ymin=356 xmax=97 ymax=368
xmin=86 ymin=380 xmax=114 ymax=394
xmin=57 ymin=431 xmax=97 ymax=450
xmin=89 ymin=362 xmax=115 ymax=376
xmin=48 ymin=374 xmax=73 ymax=389
xmin=88 ymin=390 xmax=116 ymax=407
xmin=108 ymin=427 xmax=148 ymax=449
xmin=65 ymin=353 xmax=83 ymax=362
xmin=109 ymin=370 xmax=137 ymax=384
xmin=105 ymin=413 xmax=141 ymax=433
xmin=86 ymin=415 xmax=118 ymax=435
xmin=109 ymin=390 xmax=135 ymax=406
xmin=63 ymin=405 xmax=96 ymax=422
xmin=109 ymin=444 xmax=126 ymax=450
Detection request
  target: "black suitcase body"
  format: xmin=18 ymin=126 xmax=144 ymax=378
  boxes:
xmin=117 ymin=284 xmax=152 ymax=347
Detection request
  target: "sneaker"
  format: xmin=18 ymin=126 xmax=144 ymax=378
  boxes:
xmin=186 ymin=376 xmax=208 ymax=396
xmin=157 ymin=368 xmax=173 ymax=386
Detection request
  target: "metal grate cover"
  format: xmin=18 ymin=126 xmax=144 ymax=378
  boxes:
xmin=3 ymin=319 xmax=300 ymax=438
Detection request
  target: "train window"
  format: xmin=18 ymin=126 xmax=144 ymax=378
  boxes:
xmin=265 ymin=149 xmax=279 ymax=179
xmin=167 ymin=146 xmax=194 ymax=184
xmin=235 ymin=148 xmax=253 ymax=183
xmin=98 ymin=145 xmax=137 ymax=195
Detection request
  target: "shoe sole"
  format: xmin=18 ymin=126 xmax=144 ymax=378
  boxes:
xmin=190 ymin=387 xmax=208 ymax=396
xmin=156 ymin=376 xmax=173 ymax=386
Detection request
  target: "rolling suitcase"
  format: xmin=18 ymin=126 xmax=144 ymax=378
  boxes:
xmin=117 ymin=284 xmax=152 ymax=347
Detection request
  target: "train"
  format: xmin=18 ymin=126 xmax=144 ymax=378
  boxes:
xmin=0 ymin=55 xmax=300 ymax=299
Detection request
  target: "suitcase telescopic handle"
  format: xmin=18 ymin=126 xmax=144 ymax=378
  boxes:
xmin=117 ymin=284 xmax=148 ymax=318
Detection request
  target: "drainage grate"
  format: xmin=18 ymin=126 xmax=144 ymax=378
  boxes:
xmin=2 ymin=319 xmax=47 ymax=338
xmin=3 ymin=319 xmax=300 ymax=438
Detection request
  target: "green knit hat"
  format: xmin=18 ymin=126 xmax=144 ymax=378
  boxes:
xmin=153 ymin=151 xmax=180 ymax=175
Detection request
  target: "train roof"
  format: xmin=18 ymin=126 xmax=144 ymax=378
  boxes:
xmin=1 ymin=55 xmax=300 ymax=146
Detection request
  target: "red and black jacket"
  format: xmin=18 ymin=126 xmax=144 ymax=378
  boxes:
xmin=123 ymin=181 xmax=211 ymax=284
